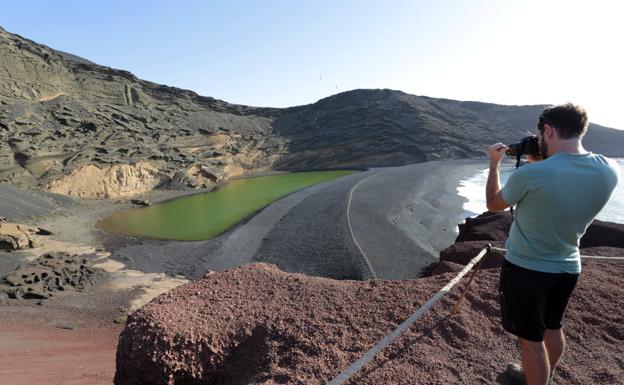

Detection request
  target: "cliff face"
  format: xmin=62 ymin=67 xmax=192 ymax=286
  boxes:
xmin=46 ymin=162 xmax=170 ymax=198
xmin=0 ymin=26 xmax=286 ymax=195
xmin=2 ymin=26 xmax=623 ymax=196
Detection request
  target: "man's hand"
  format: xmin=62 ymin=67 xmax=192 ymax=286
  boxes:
xmin=488 ymin=143 xmax=509 ymax=165
xmin=486 ymin=143 xmax=512 ymax=212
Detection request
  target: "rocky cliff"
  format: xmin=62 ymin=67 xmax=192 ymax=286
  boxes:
xmin=2 ymin=26 xmax=623 ymax=197
xmin=0 ymin=26 xmax=285 ymax=196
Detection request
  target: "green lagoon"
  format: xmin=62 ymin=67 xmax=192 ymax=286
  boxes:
xmin=97 ymin=170 xmax=359 ymax=241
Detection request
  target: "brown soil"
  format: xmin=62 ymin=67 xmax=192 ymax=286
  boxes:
xmin=0 ymin=297 xmax=124 ymax=385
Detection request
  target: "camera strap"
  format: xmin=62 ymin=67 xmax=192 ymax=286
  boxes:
xmin=510 ymin=156 xmax=522 ymax=217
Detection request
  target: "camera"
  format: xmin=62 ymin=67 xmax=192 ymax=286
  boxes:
xmin=506 ymin=135 xmax=540 ymax=157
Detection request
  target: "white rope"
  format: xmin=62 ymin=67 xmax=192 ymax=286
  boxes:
xmin=580 ymin=255 xmax=624 ymax=260
xmin=325 ymin=247 xmax=490 ymax=385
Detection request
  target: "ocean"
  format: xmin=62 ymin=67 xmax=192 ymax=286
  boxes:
xmin=457 ymin=158 xmax=624 ymax=224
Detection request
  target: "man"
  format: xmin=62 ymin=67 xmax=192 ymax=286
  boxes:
xmin=485 ymin=103 xmax=620 ymax=385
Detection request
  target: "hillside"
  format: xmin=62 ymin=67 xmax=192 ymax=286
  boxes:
xmin=2 ymin=26 xmax=623 ymax=197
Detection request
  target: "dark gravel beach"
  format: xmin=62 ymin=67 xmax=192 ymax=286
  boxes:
xmin=108 ymin=160 xmax=486 ymax=280
xmin=0 ymin=183 xmax=73 ymax=222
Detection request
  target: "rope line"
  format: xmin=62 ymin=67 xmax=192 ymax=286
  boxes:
xmin=325 ymin=246 xmax=490 ymax=385
xmin=326 ymin=243 xmax=622 ymax=384
xmin=580 ymin=255 xmax=624 ymax=260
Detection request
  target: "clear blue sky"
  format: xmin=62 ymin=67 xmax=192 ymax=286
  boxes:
xmin=2 ymin=0 xmax=623 ymax=128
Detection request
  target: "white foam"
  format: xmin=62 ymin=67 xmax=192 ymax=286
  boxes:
xmin=597 ymin=159 xmax=624 ymax=223
xmin=457 ymin=160 xmax=624 ymax=224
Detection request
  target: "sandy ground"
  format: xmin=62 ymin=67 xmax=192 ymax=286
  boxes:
xmin=0 ymin=159 xmax=488 ymax=384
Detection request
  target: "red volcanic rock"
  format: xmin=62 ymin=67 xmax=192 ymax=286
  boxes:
xmin=439 ymin=240 xmax=506 ymax=269
xmin=427 ymin=261 xmax=464 ymax=276
xmin=455 ymin=211 xmax=513 ymax=243
xmin=115 ymin=262 xmax=624 ymax=385
xmin=114 ymin=263 xmax=449 ymax=385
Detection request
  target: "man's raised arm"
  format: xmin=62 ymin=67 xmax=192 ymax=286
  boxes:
xmin=486 ymin=143 xmax=512 ymax=212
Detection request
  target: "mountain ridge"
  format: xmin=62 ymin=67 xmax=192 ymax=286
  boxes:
xmin=2 ymin=26 xmax=623 ymax=197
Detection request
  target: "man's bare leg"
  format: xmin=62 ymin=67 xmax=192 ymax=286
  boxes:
xmin=543 ymin=328 xmax=565 ymax=378
xmin=519 ymin=338 xmax=550 ymax=385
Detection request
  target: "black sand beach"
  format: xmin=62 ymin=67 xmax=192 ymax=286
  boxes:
xmin=105 ymin=160 xmax=486 ymax=281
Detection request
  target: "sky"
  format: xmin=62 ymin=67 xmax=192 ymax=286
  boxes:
xmin=2 ymin=0 xmax=623 ymax=129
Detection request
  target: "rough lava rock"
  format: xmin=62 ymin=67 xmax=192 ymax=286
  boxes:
xmin=435 ymin=211 xmax=624 ymax=273
xmin=0 ymin=221 xmax=50 ymax=251
xmin=454 ymin=211 xmax=624 ymax=250
xmin=115 ymin=263 xmax=451 ymax=385
xmin=455 ymin=211 xmax=513 ymax=243
xmin=579 ymin=219 xmax=624 ymax=249
xmin=439 ymin=240 xmax=506 ymax=268
xmin=0 ymin=251 xmax=104 ymax=299
xmin=115 ymin=261 xmax=624 ymax=385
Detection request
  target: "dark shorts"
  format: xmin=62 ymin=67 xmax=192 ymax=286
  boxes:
xmin=499 ymin=260 xmax=579 ymax=342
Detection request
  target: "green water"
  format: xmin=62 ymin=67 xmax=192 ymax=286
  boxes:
xmin=97 ymin=170 xmax=359 ymax=241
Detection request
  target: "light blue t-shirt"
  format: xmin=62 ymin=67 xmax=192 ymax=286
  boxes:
xmin=501 ymin=152 xmax=620 ymax=273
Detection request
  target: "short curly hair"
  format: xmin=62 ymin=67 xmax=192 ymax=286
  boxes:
xmin=538 ymin=103 xmax=589 ymax=139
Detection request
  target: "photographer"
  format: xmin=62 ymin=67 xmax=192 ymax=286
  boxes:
xmin=485 ymin=103 xmax=620 ymax=385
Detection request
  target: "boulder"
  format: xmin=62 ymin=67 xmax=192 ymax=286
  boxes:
xmin=455 ymin=211 xmax=513 ymax=243
xmin=456 ymin=212 xmax=624 ymax=251
xmin=0 ymin=234 xmax=19 ymax=251
xmin=130 ymin=199 xmax=151 ymax=207
xmin=0 ymin=222 xmax=38 ymax=251
xmin=427 ymin=261 xmax=465 ymax=276
xmin=0 ymin=222 xmax=52 ymax=251
xmin=580 ymin=220 xmax=624 ymax=249
xmin=439 ymin=240 xmax=506 ymax=269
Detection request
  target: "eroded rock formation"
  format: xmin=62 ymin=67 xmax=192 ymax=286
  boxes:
xmin=47 ymin=161 xmax=170 ymax=198
xmin=0 ymin=221 xmax=50 ymax=251
xmin=0 ymin=252 xmax=104 ymax=299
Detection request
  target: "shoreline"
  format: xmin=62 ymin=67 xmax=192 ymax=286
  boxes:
xmin=2 ymin=159 xmax=488 ymax=279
